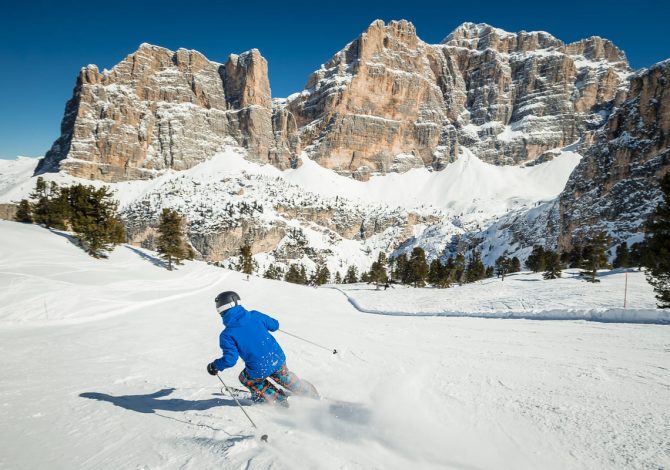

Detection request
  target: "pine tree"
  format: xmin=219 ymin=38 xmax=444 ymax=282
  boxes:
xmin=343 ymin=265 xmax=358 ymax=284
xmin=311 ymin=261 xmax=331 ymax=286
xmin=526 ymin=246 xmax=546 ymax=272
xmin=613 ymin=242 xmax=630 ymax=268
xmin=439 ymin=256 xmax=455 ymax=288
xmin=407 ymin=247 xmax=428 ymax=287
xmin=581 ymin=233 xmax=610 ymax=283
xmin=27 ymin=179 xmax=68 ymax=229
xmin=47 ymin=182 xmax=69 ymax=230
xmin=156 ymin=208 xmax=189 ymax=270
xmin=68 ymin=184 xmax=126 ymax=258
xmin=630 ymin=242 xmax=650 ymax=271
xmin=14 ymin=199 xmax=33 ymax=223
xmin=543 ymin=250 xmax=562 ymax=279
xmin=645 ymin=173 xmax=670 ymax=307
xmin=454 ymin=253 xmax=466 ymax=285
xmin=495 ymin=256 xmax=510 ymax=280
xmin=263 ymin=264 xmax=283 ymax=280
xmin=284 ymin=264 xmax=306 ymax=284
xmin=30 ymin=177 xmax=49 ymax=226
xmin=239 ymin=244 xmax=253 ymax=275
xmin=428 ymin=259 xmax=443 ymax=286
xmin=509 ymin=257 xmax=521 ymax=273
xmin=393 ymin=254 xmax=409 ymax=283
xmin=370 ymin=252 xmax=389 ymax=287
xmin=334 ymin=271 xmax=343 ymax=284
xmin=465 ymin=250 xmax=486 ymax=283
xmin=565 ymin=245 xmax=584 ymax=268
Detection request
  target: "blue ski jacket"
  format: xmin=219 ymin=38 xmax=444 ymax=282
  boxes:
xmin=213 ymin=305 xmax=286 ymax=379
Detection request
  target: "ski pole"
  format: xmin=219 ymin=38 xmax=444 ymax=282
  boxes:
xmin=215 ymin=373 xmax=268 ymax=442
xmin=278 ymin=329 xmax=337 ymax=354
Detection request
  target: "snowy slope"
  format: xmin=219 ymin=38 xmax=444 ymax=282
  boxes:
xmin=278 ymin=147 xmax=580 ymax=216
xmin=0 ymin=157 xmax=40 ymax=199
xmin=0 ymin=146 xmax=579 ymax=216
xmin=0 ymin=145 xmax=581 ymax=274
xmin=0 ymin=221 xmax=668 ymax=469
xmin=338 ymin=271 xmax=668 ymax=324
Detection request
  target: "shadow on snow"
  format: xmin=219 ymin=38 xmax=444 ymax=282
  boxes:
xmin=124 ymin=246 xmax=168 ymax=269
xmin=80 ymin=387 xmax=246 ymax=414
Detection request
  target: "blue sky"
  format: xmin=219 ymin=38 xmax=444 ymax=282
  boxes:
xmin=1 ymin=0 xmax=669 ymax=159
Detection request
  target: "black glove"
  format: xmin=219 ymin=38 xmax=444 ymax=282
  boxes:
xmin=207 ymin=362 xmax=218 ymax=376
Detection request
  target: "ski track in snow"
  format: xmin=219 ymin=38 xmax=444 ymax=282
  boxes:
xmin=0 ymin=221 xmax=669 ymax=469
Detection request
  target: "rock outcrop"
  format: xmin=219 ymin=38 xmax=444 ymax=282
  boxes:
xmin=37 ymin=45 xmax=297 ymax=182
xmin=285 ymin=20 xmax=630 ymax=178
xmin=558 ymin=60 xmax=670 ymax=250
xmin=432 ymin=23 xmax=630 ymax=167
xmin=285 ymin=20 xmax=446 ymax=179
xmin=39 ymin=20 xmax=631 ymax=182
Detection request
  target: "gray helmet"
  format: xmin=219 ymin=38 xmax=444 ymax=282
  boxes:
xmin=215 ymin=291 xmax=240 ymax=315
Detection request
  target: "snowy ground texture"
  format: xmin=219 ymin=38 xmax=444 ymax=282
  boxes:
xmin=1 ymin=220 xmax=669 ymax=469
xmin=338 ymin=271 xmax=669 ymax=324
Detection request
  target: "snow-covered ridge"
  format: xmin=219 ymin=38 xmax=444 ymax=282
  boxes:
xmin=0 ymin=145 xmax=581 ymax=271
xmin=0 ymin=145 xmax=580 ymax=216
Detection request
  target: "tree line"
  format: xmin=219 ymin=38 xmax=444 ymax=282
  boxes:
xmin=15 ymin=178 xmax=125 ymax=257
xmin=15 ymin=178 xmax=193 ymax=269
xmin=256 ymin=173 xmax=669 ymax=305
xmin=17 ymin=172 xmax=668 ymax=307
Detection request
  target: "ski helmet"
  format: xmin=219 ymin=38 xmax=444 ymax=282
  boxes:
xmin=215 ymin=291 xmax=240 ymax=315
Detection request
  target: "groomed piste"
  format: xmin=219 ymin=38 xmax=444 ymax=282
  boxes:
xmin=0 ymin=220 xmax=668 ymax=469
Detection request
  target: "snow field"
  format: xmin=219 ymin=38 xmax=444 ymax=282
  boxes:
xmin=338 ymin=270 xmax=669 ymax=324
xmin=0 ymin=221 xmax=668 ymax=469
xmin=0 ymin=147 xmax=579 ymax=215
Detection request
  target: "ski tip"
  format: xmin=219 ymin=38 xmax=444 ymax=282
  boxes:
xmin=261 ymin=434 xmax=268 ymax=443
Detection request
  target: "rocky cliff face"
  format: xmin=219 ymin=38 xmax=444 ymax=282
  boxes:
xmin=39 ymin=20 xmax=631 ymax=182
xmin=285 ymin=20 xmax=630 ymax=178
xmin=37 ymin=45 xmax=297 ymax=182
xmin=432 ymin=23 xmax=630 ymax=167
xmin=558 ymin=60 xmax=670 ymax=250
xmin=285 ymin=20 xmax=446 ymax=179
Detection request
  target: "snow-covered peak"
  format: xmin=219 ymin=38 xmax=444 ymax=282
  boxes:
xmin=442 ymin=22 xmax=560 ymax=50
xmin=442 ymin=22 xmax=518 ymax=43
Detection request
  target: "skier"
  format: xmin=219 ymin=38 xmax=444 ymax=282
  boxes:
xmin=206 ymin=291 xmax=319 ymax=406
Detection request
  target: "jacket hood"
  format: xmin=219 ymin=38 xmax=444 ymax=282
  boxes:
xmin=222 ymin=305 xmax=247 ymax=327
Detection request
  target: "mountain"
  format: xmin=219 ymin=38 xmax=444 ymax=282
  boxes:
xmin=285 ymin=20 xmax=630 ymax=178
xmin=2 ymin=20 xmax=669 ymax=271
xmin=37 ymin=45 xmax=298 ymax=182
xmin=37 ymin=20 xmax=630 ymax=182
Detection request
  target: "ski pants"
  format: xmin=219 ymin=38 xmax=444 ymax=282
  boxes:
xmin=239 ymin=363 xmax=319 ymax=405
